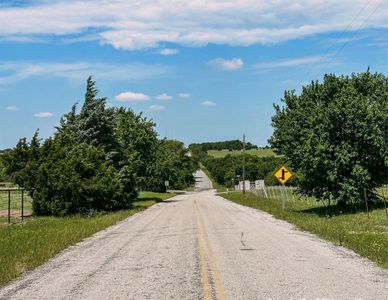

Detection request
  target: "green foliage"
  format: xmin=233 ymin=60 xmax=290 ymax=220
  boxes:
xmin=0 ymin=154 xmax=9 ymax=182
xmin=2 ymin=132 xmax=40 ymax=189
xmin=207 ymin=148 xmax=278 ymax=158
xmin=189 ymin=140 xmax=257 ymax=160
xmin=31 ymin=143 xmax=136 ymax=216
xmin=203 ymin=154 xmax=285 ymax=187
xmin=146 ymin=139 xmax=198 ymax=191
xmin=115 ymin=108 xmax=159 ymax=189
xmin=3 ymin=77 xmax=196 ymax=215
xmin=269 ymin=71 xmax=388 ymax=204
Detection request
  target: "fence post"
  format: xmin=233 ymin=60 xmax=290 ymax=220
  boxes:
xmin=363 ymin=188 xmax=370 ymax=218
xmin=284 ymin=185 xmax=289 ymax=201
xmin=8 ymin=190 xmax=11 ymax=224
xmin=380 ymin=188 xmax=388 ymax=220
xmin=21 ymin=189 xmax=24 ymax=222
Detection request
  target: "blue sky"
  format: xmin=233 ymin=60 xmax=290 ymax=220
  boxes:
xmin=0 ymin=0 xmax=387 ymax=149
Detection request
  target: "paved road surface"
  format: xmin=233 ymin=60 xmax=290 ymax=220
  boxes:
xmin=194 ymin=169 xmax=213 ymax=191
xmin=1 ymin=172 xmax=388 ymax=299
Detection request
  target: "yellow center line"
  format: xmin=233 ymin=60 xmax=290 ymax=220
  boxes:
xmin=193 ymin=200 xmax=227 ymax=300
xmin=194 ymin=201 xmax=212 ymax=300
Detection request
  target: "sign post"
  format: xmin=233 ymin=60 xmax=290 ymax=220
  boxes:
xmin=164 ymin=180 xmax=169 ymax=192
xmin=274 ymin=166 xmax=293 ymax=210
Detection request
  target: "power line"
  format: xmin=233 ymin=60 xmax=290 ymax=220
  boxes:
xmin=313 ymin=0 xmax=386 ymax=77
xmin=295 ymin=0 xmax=385 ymax=89
xmin=319 ymin=1 xmax=372 ymax=61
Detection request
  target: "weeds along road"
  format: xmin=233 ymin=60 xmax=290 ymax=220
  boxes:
xmin=1 ymin=171 xmax=388 ymax=299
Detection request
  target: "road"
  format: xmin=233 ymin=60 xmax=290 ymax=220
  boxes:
xmin=1 ymin=172 xmax=387 ymax=299
xmin=194 ymin=169 xmax=213 ymax=191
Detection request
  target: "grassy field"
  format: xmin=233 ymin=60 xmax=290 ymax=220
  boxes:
xmin=221 ymin=191 xmax=388 ymax=269
xmin=0 ymin=191 xmax=175 ymax=287
xmin=207 ymin=148 xmax=279 ymax=158
xmin=0 ymin=190 xmax=33 ymax=224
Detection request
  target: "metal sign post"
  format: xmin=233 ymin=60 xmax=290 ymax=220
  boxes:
xmin=164 ymin=180 xmax=169 ymax=192
xmin=274 ymin=166 xmax=293 ymax=210
xmin=281 ymin=184 xmax=286 ymax=210
xmin=8 ymin=190 xmax=11 ymax=224
xmin=21 ymin=189 xmax=24 ymax=222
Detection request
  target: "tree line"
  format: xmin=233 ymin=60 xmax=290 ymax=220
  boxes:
xmin=1 ymin=77 xmax=198 ymax=216
xmin=269 ymin=71 xmax=387 ymax=206
xmin=193 ymin=71 xmax=387 ymax=208
xmin=188 ymin=140 xmax=258 ymax=161
xmin=203 ymin=154 xmax=289 ymax=187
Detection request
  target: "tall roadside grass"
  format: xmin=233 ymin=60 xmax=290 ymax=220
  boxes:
xmin=0 ymin=192 xmax=175 ymax=287
xmin=221 ymin=191 xmax=388 ymax=269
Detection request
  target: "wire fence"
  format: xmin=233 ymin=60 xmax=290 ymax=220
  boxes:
xmin=251 ymin=185 xmax=388 ymax=205
xmin=250 ymin=185 xmax=388 ymax=217
xmin=0 ymin=189 xmax=33 ymax=225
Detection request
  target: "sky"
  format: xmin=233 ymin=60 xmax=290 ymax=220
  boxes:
xmin=0 ymin=0 xmax=387 ymax=149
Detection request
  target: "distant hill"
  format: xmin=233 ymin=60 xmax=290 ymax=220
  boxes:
xmin=187 ymin=140 xmax=275 ymax=160
xmin=189 ymin=140 xmax=257 ymax=152
xmin=207 ymin=148 xmax=279 ymax=158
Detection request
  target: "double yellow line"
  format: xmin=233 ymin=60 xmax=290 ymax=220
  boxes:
xmin=193 ymin=200 xmax=227 ymax=300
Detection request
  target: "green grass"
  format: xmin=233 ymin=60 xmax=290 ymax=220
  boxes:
xmin=378 ymin=186 xmax=388 ymax=198
xmin=221 ymin=191 xmax=388 ymax=269
xmin=0 ymin=191 xmax=175 ymax=287
xmin=0 ymin=190 xmax=33 ymax=224
xmin=207 ymin=148 xmax=279 ymax=158
xmin=0 ymin=190 xmax=33 ymax=210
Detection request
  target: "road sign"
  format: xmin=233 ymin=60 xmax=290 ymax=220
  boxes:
xmin=164 ymin=180 xmax=169 ymax=187
xmin=274 ymin=166 xmax=292 ymax=185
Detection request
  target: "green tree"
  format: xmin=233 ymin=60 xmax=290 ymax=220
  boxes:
xmin=78 ymin=76 xmax=117 ymax=154
xmin=115 ymin=108 xmax=159 ymax=189
xmin=3 ymin=77 xmax=197 ymax=215
xmin=269 ymin=71 xmax=388 ymax=205
xmin=0 ymin=154 xmax=8 ymax=182
xmin=149 ymin=140 xmax=198 ymax=191
xmin=2 ymin=132 xmax=41 ymax=189
xmin=203 ymin=154 xmax=284 ymax=187
xmin=32 ymin=142 xmax=136 ymax=216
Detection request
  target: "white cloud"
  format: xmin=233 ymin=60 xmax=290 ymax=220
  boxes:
xmin=0 ymin=1 xmax=386 ymax=50
xmin=115 ymin=92 xmax=150 ymax=102
xmin=208 ymin=58 xmax=244 ymax=71
xmin=0 ymin=61 xmax=170 ymax=85
xmin=159 ymin=48 xmax=179 ymax=55
xmin=6 ymin=105 xmax=18 ymax=112
xmin=149 ymin=104 xmax=166 ymax=111
xmin=201 ymin=101 xmax=216 ymax=107
xmin=255 ymin=56 xmax=327 ymax=69
xmin=156 ymin=93 xmax=172 ymax=100
xmin=34 ymin=111 xmax=53 ymax=118
xmin=179 ymin=93 xmax=190 ymax=99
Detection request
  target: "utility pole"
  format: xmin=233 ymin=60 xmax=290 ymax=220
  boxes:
xmin=242 ymin=134 xmax=246 ymax=194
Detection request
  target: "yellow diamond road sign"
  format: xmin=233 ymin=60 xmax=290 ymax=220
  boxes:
xmin=274 ymin=166 xmax=292 ymax=185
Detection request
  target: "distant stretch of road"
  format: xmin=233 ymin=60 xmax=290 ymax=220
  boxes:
xmin=1 ymin=171 xmax=387 ymax=299
xmin=194 ymin=169 xmax=213 ymax=191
